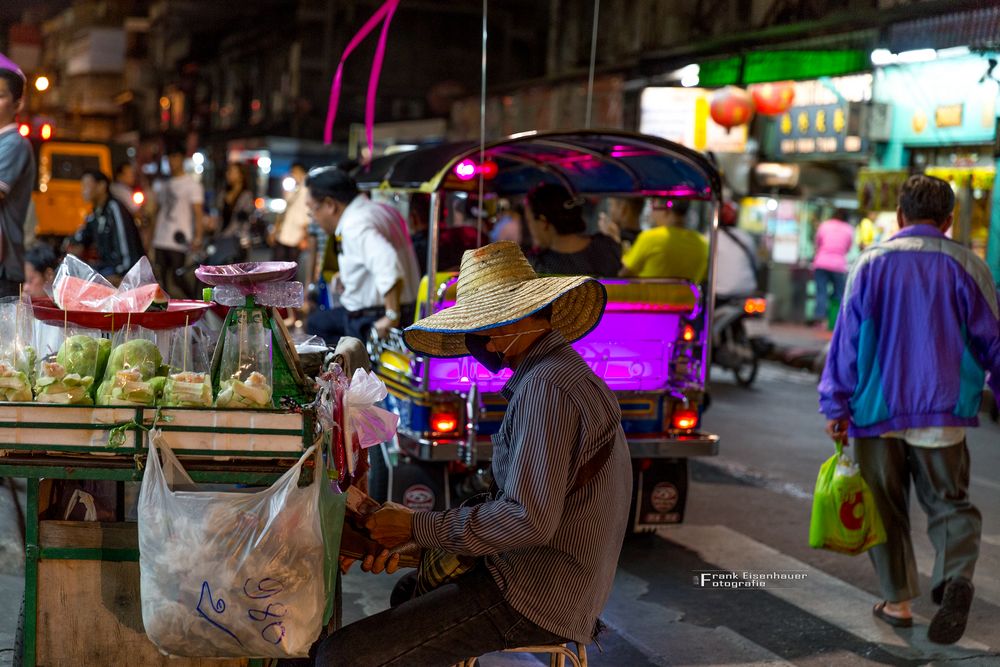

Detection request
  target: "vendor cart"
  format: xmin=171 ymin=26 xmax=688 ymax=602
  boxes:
xmin=2 ymin=273 xmax=346 ymax=667
xmin=3 ymin=403 xmax=318 ymax=667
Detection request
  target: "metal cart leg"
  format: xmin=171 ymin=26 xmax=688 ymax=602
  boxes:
xmin=22 ymin=478 xmax=39 ymax=667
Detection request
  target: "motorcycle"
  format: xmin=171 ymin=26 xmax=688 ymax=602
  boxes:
xmin=712 ymin=295 xmax=770 ymax=387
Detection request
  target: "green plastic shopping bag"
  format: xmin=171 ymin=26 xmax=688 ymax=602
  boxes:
xmin=809 ymin=441 xmax=886 ymax=555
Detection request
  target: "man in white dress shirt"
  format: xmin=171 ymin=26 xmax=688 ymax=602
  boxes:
xmin=304 ymin=166 xmax=419 ymax=344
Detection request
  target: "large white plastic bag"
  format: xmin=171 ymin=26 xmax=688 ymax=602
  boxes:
xmin=138 ymin=432 xmax=324 ymax=658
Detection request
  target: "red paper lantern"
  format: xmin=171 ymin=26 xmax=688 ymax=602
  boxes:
xmin=710 ymin=86 xmax=755 ymax=130
xmin=750 ymin=81 xmax=796 ymax=116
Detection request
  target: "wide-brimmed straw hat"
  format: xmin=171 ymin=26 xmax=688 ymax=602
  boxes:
xmin=403 ymin=241 xmax=607 ymax=358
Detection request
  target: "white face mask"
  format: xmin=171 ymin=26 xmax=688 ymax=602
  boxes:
xmin=493 ymin=328 xmax=549 ymax=355
xmin=465 ymin=328 xmax=549 ymax=373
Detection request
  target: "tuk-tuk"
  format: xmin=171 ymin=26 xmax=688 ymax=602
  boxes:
xmin=360 ymin=130 xmax=721 ymax=532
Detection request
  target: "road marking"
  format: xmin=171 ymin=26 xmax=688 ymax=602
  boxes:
xmin=603 ymin=570 xmax=792 ymax=666
xmin=657 ymin=524 xmax=994 ymax=660
xmin=972 ymin=475 xmax=1000 ymax=493
xmin=696 ymin=456 xmax=813 ymax=500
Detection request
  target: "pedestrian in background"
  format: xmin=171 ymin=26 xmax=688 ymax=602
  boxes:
xmin=0 ymin=54 xmax=35 ymax=298
xmin=23 ymin=243 xmax=58 ymax=300
xmin=819 ymin=175 xmax=1000 ymax=644
xmin=811 ymin=208 xmax=853 ymax=328
xmin=150 ymin=142 xmax=204 ymax=298
xmin=714 ymin=201 xmax=759 ymax=299
xmin=69 ymin=169 xmax=145 ymax=283
xmin=272 ymin=162 xmax=310 ymax=263
xmin=111 ymin=162 xmax=140 ymax=215
xmin=304 ymin=166 xmax=419 ymax=343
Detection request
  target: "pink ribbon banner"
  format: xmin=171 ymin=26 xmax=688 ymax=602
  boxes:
xmin=323 ymin=0 xmax=401 ymax=153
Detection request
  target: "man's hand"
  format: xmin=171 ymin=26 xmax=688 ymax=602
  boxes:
xmin=373 ymin=316 xmax=393 ymax=339
xmin=365 ymin=501 xmax=414 ymax=548
xmin=825 ymin=418 xmax=850 ymax=445
xmin=338 ymin=551 xmax=401 ymax=575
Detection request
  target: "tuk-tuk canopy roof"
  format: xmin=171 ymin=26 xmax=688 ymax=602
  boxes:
xmin=354 ymin=130 xmax=722 ymax=199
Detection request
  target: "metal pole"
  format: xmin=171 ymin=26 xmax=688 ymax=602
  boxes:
xmin=701 ymin=197 xmax=721 ymax=386
xmin=477 ymin=0 xmax=488 ymax=244
xmin=584 ymin=0 xmax=601 ymax=129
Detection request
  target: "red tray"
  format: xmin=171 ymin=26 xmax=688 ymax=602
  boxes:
xmin=31 ymin=298 xmax=212 ymax=331
xmin=195 ymin=262 xmax=298 ymax=286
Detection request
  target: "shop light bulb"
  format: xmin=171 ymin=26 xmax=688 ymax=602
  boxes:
xmin=282 ymin=176 xmax=297 ymax=192
xmin=870 ymin=49 xmax=895 ymax=66
xmin=766 ymin=199 xmax=778 ymax=211
xmin=192 ymin=152 xmax=205 ymax=166
xmin=34 ymin=76 xmax=50 ymax=92
xmin=258 ymin=156 xmax=271 ymax=174
xmin=679 ymin=64 xmax=700 ymax=88
xmin=897 ymin=49 xmax=936 ymax=64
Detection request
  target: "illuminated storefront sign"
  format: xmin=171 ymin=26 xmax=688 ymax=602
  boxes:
xmin=768 ymin=74 xmax=874 ymax=158
xmin=640 ymin=87 xmax=748 ymax=153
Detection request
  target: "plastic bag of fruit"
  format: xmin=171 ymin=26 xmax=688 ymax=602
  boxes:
xmin=161 ymin=320 xmax=214 ymax=407
xmin=0 ymin=296 xmax=37 ymax=402
xmin=214 ymin=310 xmax=273 ymax=409
xmin=34 ymin=326 xmax=110 ymax=405
xmin=96 ymin=325 xmax=167 ymax=406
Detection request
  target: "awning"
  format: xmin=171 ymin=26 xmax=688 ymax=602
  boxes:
xmin=888 ymin=6 xmax=1000 ymax=53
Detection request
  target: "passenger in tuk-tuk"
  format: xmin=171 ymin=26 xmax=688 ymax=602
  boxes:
xmin=304 ymin=165 xmax=420 ymax=342
xmin=620 ymin=198 xmax=708 ymax=283
xmin=599 ymin=196 xmax=644 ymax=252
xmin=524 ymin=183 xmax=622 ymax=276
xmin=318 ymin=241 xmax=631 ymax=667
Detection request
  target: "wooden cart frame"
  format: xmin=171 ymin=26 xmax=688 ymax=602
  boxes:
xmin=0 ymin=403 xmax=318 ymax=667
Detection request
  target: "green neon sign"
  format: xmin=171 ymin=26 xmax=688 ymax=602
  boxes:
xmin=698 ymin=50 xmax=870 ymax=87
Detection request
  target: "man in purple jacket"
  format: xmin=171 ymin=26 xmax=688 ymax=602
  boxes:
xmin=819 ymin=174 xmax=1000 ymax=644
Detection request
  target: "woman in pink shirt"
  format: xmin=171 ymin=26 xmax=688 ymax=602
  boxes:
xmin=812 ymin=209 xmax=854 ymax=327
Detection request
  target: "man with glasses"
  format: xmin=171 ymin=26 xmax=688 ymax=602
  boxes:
xmin=304 ymin=165 xmax=419 ymax=344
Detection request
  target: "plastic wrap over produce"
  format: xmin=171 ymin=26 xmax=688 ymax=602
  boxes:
xmin=138 ymin=432 xmax=324 ymax=658
xmin=51 ymin=255 xmax=168 ymax=313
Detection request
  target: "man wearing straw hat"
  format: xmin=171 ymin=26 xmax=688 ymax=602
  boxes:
xmin=317 ymin=241 xmax=632 ymax=666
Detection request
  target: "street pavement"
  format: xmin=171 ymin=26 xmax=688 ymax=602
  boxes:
xmin=1 ymin=354 xmax=999 ymax=666
xmin=338 ymin=360 xmax=1000 ymax=666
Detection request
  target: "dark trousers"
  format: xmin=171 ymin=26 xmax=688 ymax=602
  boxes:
xmin=306 ymin=306 xmax=382 ymax=346
xmin=813 ymin=268 xmax=846 ymax=322
xmin=273 ymin=243 xmax=301 ymax=263
xmin=854 ymin=437 xmax=981 ymax=603
xmin=154 ymin=248 xmax=194 ymax=299
xmin=315 ymin=566 xmax=564 ymax=667
xmin=0 ymin=279 xmax=21 ymax=299
xmin=306 ymin=303 xmax=414 ymax=346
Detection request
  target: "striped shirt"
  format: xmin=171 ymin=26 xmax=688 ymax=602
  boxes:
xmin=412 ymin=331 xmax=632 ymax=643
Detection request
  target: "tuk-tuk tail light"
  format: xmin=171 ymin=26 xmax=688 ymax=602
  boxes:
xmin=430 ymin=402 xmax=463 ymax=435
xmin=432 ymin=414 xmax=459 ymax=433
xmin=682 ymin=325 xmax=696 ymax=342
xmin=672 ymin=408 xmax=698 ymax=431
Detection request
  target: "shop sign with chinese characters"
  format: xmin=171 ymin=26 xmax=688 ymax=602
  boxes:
xmin=773 ymin=102 xmax=866 ymax=157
